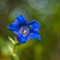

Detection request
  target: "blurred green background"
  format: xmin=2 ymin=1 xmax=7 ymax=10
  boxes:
xmin=0 ymin=0 xmax=60 ymax=60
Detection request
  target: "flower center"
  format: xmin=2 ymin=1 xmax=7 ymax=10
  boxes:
xmin=19 ymin=26 xmax=29 ymax=37
xmin=23 ymin=30 xmax=27 ymax=34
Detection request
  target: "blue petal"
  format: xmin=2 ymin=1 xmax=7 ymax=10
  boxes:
xmin=30 ymin=28 xmax=39 ymax=34
xmin=29 ymin=21 xmax=40 ymax=29
xmin=16 ymin=15 xmax=27 ymax=25
xmin=7 ymin=23 xmax=20 ymax=31
xmin=14 ymin=31 xmax=20 ymax=36
xmin=14 ymin=31 xmax=26 ymax=44
xmin=17 ymin=36 xmax=26 ymax=44
xmin=26 ymin=35 xmax=34 ymax=40
xmin=28 ymin=20 xmax=36 ymax=25
xmin=7 ymin=15 xmax=27 ymax=31
xmin=30 ymin=33 xmax=41 ymax=40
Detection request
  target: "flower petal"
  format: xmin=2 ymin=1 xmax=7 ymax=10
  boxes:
xmin=7 ymin=23 xmax=20 ymax=31
xmin=16 ymin=15 xmax=27 ymax=25
xmin=28 ymin=20 xmax=35 ymax=25
xmin=7 ymin=15 xmax=27 ymax=31
xmin=29 ymin=21 xmax=40 ymax=29
xmin=30 ymin=33 xmax=41 ymax=40
xmin=30 ymin=28 xmax=39 ymax=34
xmin=13 ymin=31 xmax=20 ymax=36
xmin=14 ymin=31 xmax=26 ymax=44
xmin=17 ymin=36 xmax=26 ymax=44
xmin=26 ymin=35 xmax=34 ymax=40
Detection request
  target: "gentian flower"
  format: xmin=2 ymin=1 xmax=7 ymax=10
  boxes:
xmin=7 ymin=15 xmax=41 ymax=44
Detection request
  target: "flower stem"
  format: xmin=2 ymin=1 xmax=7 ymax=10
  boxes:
xmin=12 ymin=42 xmax=20 ymax=55
xmin=11 ymin=42 xmax=20 ymax=60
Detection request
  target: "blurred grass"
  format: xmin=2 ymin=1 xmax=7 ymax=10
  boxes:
xmin=0 ymin=0 xmax=60 ymax=60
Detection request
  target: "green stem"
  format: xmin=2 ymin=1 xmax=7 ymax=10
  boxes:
xmin=12 ymin=42 xmax=21 ymax=55
xmin=11 ymin=43 xmax=20 ymax=60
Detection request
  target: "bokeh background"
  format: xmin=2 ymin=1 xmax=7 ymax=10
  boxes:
xmin=0 ymin=0 xmax=60 ymax=60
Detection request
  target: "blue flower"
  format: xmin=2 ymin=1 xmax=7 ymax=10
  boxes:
xmin=7 ymin=15 xmax=41 ymax=44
